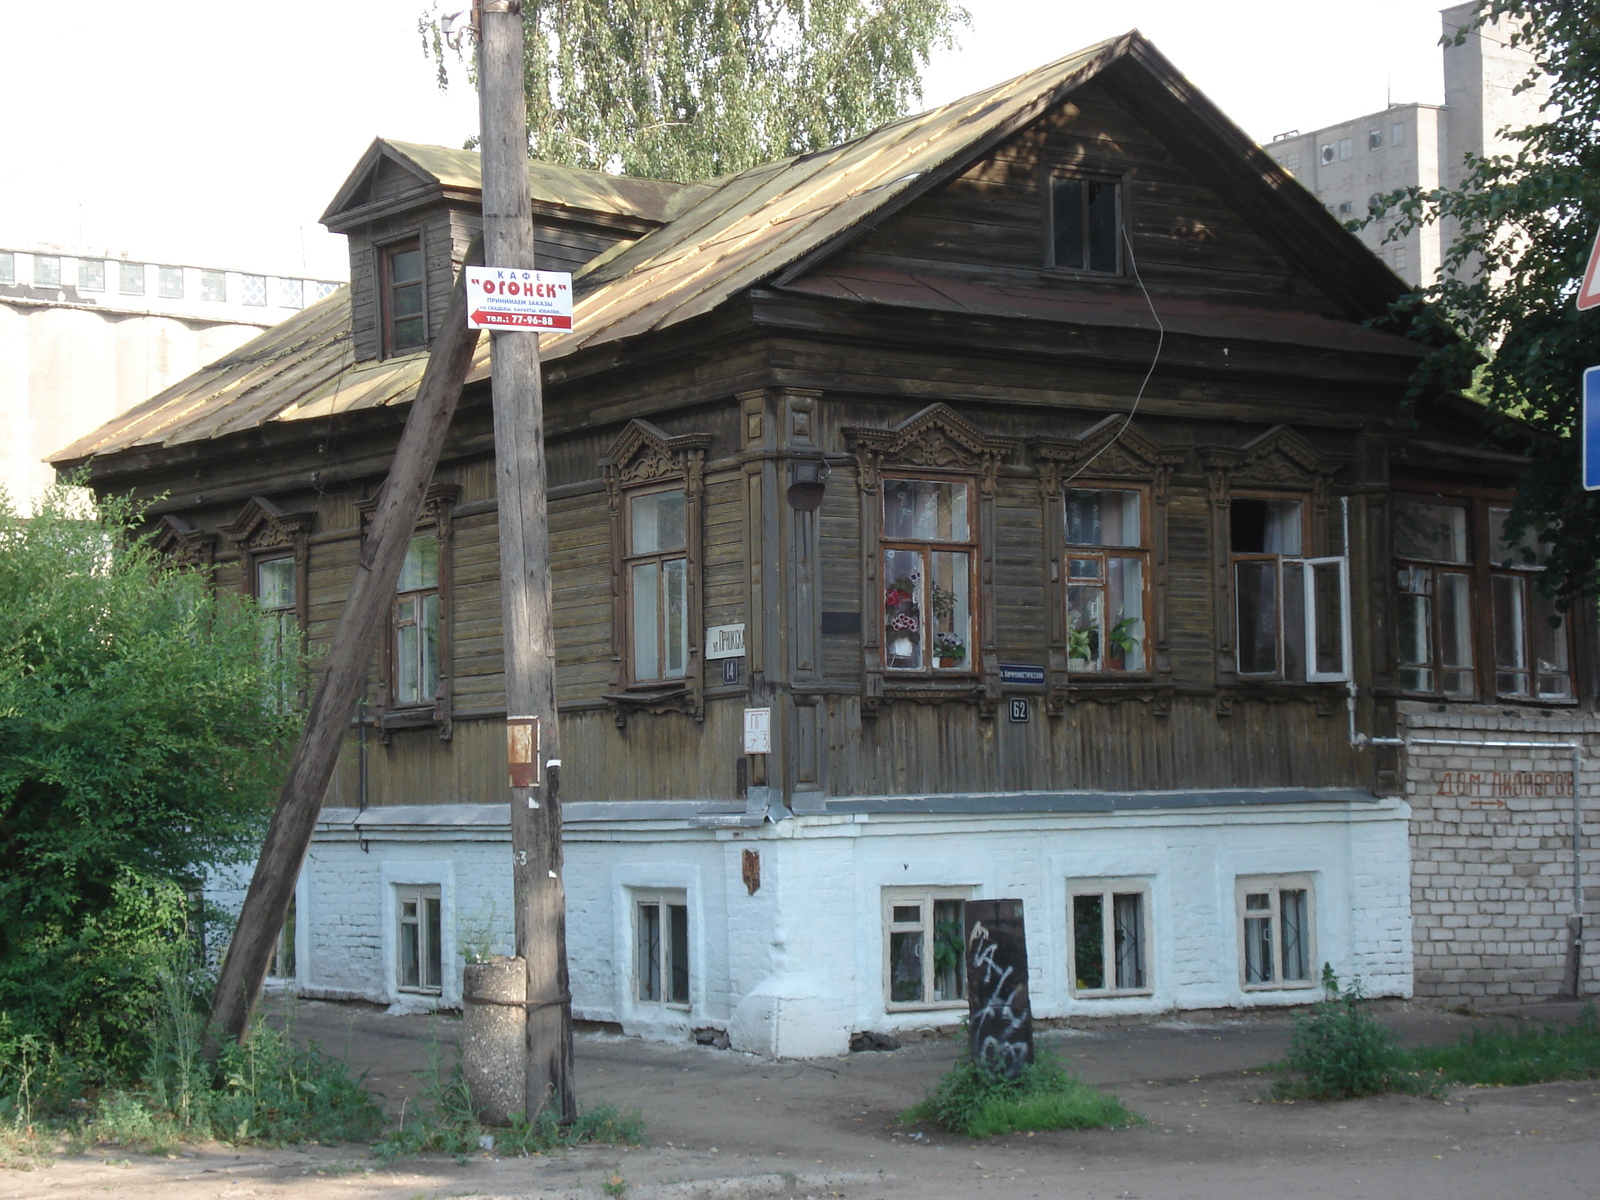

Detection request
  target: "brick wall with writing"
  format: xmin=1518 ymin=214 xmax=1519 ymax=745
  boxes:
xmin=1400 ymin=706 xmax=1598 ymax=1002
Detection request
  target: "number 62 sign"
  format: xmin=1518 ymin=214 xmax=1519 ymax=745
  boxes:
xmin=465 ymin=266 xmax=574 ymax=331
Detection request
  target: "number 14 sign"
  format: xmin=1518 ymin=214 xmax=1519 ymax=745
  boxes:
xmin=465 ymin=266 xmax=573 ymax=331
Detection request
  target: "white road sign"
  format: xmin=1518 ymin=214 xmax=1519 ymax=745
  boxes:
xmin=465 ymin=266 xmax=573 ymax=331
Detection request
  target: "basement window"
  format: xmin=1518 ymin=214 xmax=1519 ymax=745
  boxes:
xmin=267 ymin=893 xmax=297 ymax=981
xmin=635 ymin=890 xmax=690 ymax=1007
xmin=1069 ymin=882 xmax=1151 ymax=997
xmin=397 ymin=885 xmax=443 ymax=993
xmin=884 ymin=888 xmax=969 ymax=1010
xmin=1237 ymin=876 xmax=1314 ymax=990
xmin=1049 ymin=174 xmax=1122 ymax=274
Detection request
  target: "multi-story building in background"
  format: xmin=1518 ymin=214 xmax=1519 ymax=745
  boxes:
xmin=0 ymin=239 xmax=343 ymax=506
xmin=1263 ymin=2 xmax=1546 ymax=288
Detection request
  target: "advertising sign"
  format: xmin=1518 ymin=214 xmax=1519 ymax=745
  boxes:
xmin=465 ymin=266 xmax=573 ymax=331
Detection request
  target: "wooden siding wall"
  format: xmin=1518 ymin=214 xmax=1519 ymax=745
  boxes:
xmin=832 ymin=78 xmax=1338 ymax=315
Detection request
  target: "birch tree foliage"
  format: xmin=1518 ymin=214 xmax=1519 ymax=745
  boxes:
xmin=424 ymin=0 xmax=968 ymax=181
xmin=1379 ymin=0 xmax=1600 ymax=604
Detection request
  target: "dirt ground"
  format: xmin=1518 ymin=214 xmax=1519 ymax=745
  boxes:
xmin=5 ymin=1000 xmax=1599 ymax=1200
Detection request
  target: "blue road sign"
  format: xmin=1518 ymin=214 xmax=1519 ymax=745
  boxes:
xmin=1586 ymin=367 xmax=1600 ymax=491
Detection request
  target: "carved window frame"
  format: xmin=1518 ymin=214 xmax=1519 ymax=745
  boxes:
xmin=151 ymin=514 xmax=218 ymax=578
xmin=844 ymin=404 xmax=1013 ymax=718
xmin=1200 ymin=426 xmax=1345 ymax=700
xmin=1034 ymin=418 xmax=1181 ymax=714
xmin=223 ymin=498 xmax=313 ymax=705
xmin=602 ymin=419 xmax=711 ymax=725
xmin=358 ymin=483 xmax=460 ymax=740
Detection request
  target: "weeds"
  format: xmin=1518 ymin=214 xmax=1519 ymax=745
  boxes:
xmin=1274 ymin=967 xmax=1430 ymax=1101
xmin=375 ymin=1023 xmax=645 ymax=1163
xmin=1405 ymin=1004 xmax=1600 ymax=1087
xmin=903 ymin=1042 xmax=1136 ymax=1138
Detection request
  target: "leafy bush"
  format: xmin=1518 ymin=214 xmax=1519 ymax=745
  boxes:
xmin=376 ymin=1025 xmax=645 ymax=1162
xmin=904 ymin=1043 xmax=1135 ymax=1138
xmin=1405 ymin=1004 xmax=1600 ymax=1088
xmin=1275 ymin=967 xmax=1424 ymax=1100
xmin=0 ymin=486 xmax=299 ymax=1078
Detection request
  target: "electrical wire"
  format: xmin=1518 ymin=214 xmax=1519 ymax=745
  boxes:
xmin=1059 ymin=223 xmax=1166 ymax=487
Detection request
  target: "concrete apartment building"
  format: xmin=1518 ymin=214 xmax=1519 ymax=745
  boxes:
xmin=0 ymin=239 xmax=342 ymax=507
xmin=1263 ymin=2 xmax=1546 ymax=287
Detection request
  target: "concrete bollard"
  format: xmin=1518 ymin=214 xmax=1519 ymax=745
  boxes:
xmin=462 ymin=956 xmax=526 ymax=1125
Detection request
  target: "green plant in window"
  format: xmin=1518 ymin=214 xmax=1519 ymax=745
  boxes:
xmin=1067 ymin=622 xmax=1098 ymax=664
xmin=1108 ymin=616 xmax=1140 ymax=656
xmin=929 ymin=583 xmax=958 ymax=619
xmin=933 ymin=917 xmax=965 ymax=980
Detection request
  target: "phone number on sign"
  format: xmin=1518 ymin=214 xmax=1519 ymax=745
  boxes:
xmin=475 ymin=312 xmax=572 ymax=329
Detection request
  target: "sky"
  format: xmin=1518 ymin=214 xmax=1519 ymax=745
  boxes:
xmin=0 ymin=0 xmax=1459 ymax=281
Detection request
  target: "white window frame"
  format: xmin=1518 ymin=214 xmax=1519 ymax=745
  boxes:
xmin=634 ymin=888 xmax=691 ymax=1009
xmin=396 ymin=884 xmax=443 ymax=994
xmin=1067 ymin=879 xmax=1153 ymax=999
xmin=1236 ymin=875 xmax=1317 ymax=992
xmin=883 ymin=887 xmax=972 ymax=1012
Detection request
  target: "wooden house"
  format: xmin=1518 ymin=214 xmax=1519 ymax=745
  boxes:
xmin=54 ymin=32 xmax=1595 ymax=1049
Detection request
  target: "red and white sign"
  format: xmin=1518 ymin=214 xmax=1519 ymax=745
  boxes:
xmin=1578 ymin=226 xmax=1600 ymax=311
xmin=465 ymin=266 xmax=573 ymax=331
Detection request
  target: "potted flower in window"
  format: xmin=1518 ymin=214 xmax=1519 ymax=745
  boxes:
xmin=933 ymin=632 xmax=966 ymax=669
xmin=885 ymin=573 xmax=920 ymax=665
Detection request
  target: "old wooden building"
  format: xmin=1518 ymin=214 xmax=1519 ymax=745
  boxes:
xmin=55 ymin=33 xmax=1595 ymax=1051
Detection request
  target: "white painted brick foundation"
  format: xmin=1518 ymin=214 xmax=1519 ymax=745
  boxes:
xmin=211 ymin=793 xmax=1412 ymax=1055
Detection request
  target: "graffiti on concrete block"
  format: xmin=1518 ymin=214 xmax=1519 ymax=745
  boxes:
xmin=963 ymin=898 xmax=1033 ymax=1078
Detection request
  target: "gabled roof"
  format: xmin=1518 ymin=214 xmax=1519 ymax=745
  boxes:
xmin=53 ymin=31 xmax=1412 ymax=467
xmin=321 ymin=137 xmax=715 ymax=230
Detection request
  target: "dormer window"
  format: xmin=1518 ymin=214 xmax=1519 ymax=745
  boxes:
xmin=1050 ymin=174 xmax=1122 ymax=274
xmin=382 ymin=238 xmax=426 ymax=355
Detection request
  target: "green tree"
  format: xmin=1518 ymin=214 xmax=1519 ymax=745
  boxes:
xmin=425 ymin=0 xmax=968 ymax=181
xmin=0 ymin=488 xmax=298 ymax=1076
xmin=1382 ymin=0 xmax=1600 ymax=604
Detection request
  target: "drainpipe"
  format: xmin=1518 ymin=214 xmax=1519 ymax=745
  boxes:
xmin=1352 ymin=729 xmax=1586 ymax=997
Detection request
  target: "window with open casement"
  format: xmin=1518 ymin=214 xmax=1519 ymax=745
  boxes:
xmin=881 ymin=478 xmax=977 ymax=674
xmin=1237 ymin=876 xmax=1314 ymax=990
xmin=1230 ymin=495 xmax=1349 ymax=682
xmin=1064 ymin=487 xmax=1150 ymax=674
xmin=883 ymin=888 xmax=970 ymax=1011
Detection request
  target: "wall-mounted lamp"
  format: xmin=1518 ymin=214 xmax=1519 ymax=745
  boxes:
xmin=785 ymin=458 xmax=830 ymax=512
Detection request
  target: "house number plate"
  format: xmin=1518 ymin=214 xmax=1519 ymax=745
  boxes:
xmin=1008 ymin=697 xmax=1030 ymax=723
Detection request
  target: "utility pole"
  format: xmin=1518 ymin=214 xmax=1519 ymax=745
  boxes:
xmin=208 ymin=244 xmax=484 ymax=1047
xmin=476 ymin=0 xmax=575 ymax=1121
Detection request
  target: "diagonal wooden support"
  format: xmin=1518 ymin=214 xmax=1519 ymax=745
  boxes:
xmin=207 ymin=239 xmax=485 ymax=1049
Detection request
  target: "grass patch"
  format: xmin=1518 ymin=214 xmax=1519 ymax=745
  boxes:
xmin=902 ymin=1043 xmax=1136 ymax=1138
xmin=1405 ymin=1005 xmax=1600 ymax=1088
xmin=374 ymin=1025 xmax=646 ymax=1163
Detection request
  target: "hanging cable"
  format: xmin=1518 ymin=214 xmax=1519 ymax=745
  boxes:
xmin=1060 ymin=223 xmax=1166 ymax=487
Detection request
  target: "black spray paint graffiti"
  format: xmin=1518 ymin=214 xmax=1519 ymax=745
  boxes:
xmin=963 ymin=899 xmax=1034 ymax=1078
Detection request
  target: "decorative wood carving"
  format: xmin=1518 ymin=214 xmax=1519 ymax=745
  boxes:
xmin=356 ymin=483 xmax=461 ymax=741
xmin=151 ymin=514 xmax=217 ymax=574
xmin=602 ymin=419 xmax=712 ymax=727
xmin=844 ymin=404 xmax=1014 ymax=718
